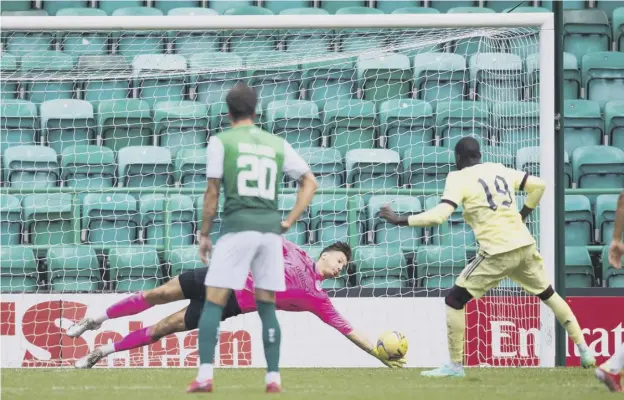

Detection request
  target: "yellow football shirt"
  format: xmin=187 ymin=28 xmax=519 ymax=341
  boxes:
xmin=441 ymin=162 xmax=536 ymax=255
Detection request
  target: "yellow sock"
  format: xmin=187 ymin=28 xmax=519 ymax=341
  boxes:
xmin=446 ymin=306 xmax=465 ymax=365
xmin=544 ymin=293 xmax=586 ymax=346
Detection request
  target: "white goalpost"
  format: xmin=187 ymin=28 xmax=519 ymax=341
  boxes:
xmin=0 ymin=12 xmax=555 ymax=368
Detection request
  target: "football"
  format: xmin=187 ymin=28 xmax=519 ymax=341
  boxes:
xmin=376 ymin=331 xmax=408 ymax=360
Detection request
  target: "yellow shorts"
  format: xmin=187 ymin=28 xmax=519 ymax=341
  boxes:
xmin=455 ymin=244 xmax=550 ymax=299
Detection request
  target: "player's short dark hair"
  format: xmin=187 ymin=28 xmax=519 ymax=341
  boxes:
xmin=454 ymin=136 xmax=482 ymax=169
xmin=321 ymin=241 xmax=352 ymax=263
xmin=226 ymin=82 xmax=257 ymax=122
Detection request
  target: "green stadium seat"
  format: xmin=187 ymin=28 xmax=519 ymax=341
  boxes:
xmin=1 ymin=9 xmax=48 ymax=16
xmin=168 ymin=8 xmax=220 ymax=56
xmin=357 ymin=53 xmax=411 ymax=104
xmin=597 ymin=1 xmax=621 ymax=21
xmin=57 ymin=9 xmax=108 ymax=60
xmin=0 ymin=246 xmax=39 ymax=293
xmin=224 ymin=6 xmax=276 ymax=54
xmin=3 ymin=145 xmax=58 ymax=189
xmin=380 ymin=99 xmax=434 ymax=151
xmin=376 ymin=1 xmax=419 ymax=13
xmin=45 ymin=1 xmax=88 ymax=14
xmin=209 ymin=0 xmax=252 ymax=14
xmin=564 ymin=194 xmax=593 ymax=246
xmin=502 ymin=7 xmax=550 ymax=60
xmin=310 ymin=194 xmax=364 ymax=244
xmin=470 ymin=52 xmax=523 ymax=102
xmin=60 ymin=145 xmax=115 ymax=189
xmin=448 ymin=7 xmax=499 ymax=56
xmin=112 ymin=7 xmax=166 ymax=62
xmin=247 ymin=52 xmax=301 ymax=107
xmin=413 ymin=53 xmax=467 ymax=107
xmin=563 ymin=10 xmax=611 ymax=61
xmin=320 ymin=1 xmax=366 ymax=14
xmin=156 ymin=1 xmax=202 ymax=14
xmin=564 ymin=100 xmax=603 ymax=156
xmin=368 ymin=195 xmax=422 ymax=249
xmin=297 ymin=147 xmax=344 ymax=188
xmin=140 ymin=194 xmax=195 ymax=247
xmin=389 ymin=8 xmax=443 ymax=56
xmin=572 ymin=145 xmax=624 ymax=189
xmin=117 ymin=146 xmax=172 ymax=188
xmin=425 ymin=196 xmax=475 ymax=248
xmin=0 ymin=53 xmax=18 ymax=99
xmin=41 ymin=99 xmax=96 ymax=154
xmin=0 ymin=100 xmax=38 ymax=151
xmin=191 ymin=53 xmax=244 ymax=105
xmin=0 ymin=195 xmax=21 ymax=245
xmin=195 ymin=193 xmax=224 ymax=243
xmin=167 ymin=246 xmax=203 ymax=277
xmin=82 ymin=193 xmax=138 ymax=245
xmin=23 ymin=193 xmax=73 ymax=246
xmin=481 ymin=145 xmax=514 ymax=168
xmin=564 ymin=52 xmax=581 ymax=100
xmin=605 ymin=100 xmax=624 ymax=149
xmin=264 ymin=1 xmax=311 ymax=14
xmin=153 ymin=101 xmax=208 ymax=157
xmin=525 ymin=52 xmax=540 ymax=101
xmin=281 ymin=8 xmax=331 ymax=55
xmin=402 ymin=146 xmax=454 ymax=191
xmin=596 ymin=194 xmax=618 ymax=245
xmin=582 ymin=52 xmax=624 ymax=110
xmin=80 ymin=55 xmax=132 ymax=106
xmin=430 ymin=1 xmax=473 ymax=13
xmin=132 ymin=54 xmax=187 ymax=109
xmin=97 ymin=99 xmax=152 ymax=152
xmin=301 ymin=58 xmax=356 ymax=108
xmin=175 ymin=148 xmax=206 ymax=188
xmin=109 ymin=247 xmax=161 ymax=292
xmin=322 ymin=99 xmax=376 ymax=155
xmin=265 ymin=100 xmax=322 ymax=148
xmin=345 ymin=148 xmax=401 ymax=189
xmin=20 ymin=51 xmax=74 ymax=105
xmin=564 ymin=246 xmax=594 ymax=288
xmin=4 ymin=23 xmax=53 ymax=56
xmin=492 ymin=101 xmax=539 ymax=156
xmin=603 ymin=245 xmax=624 ymax=288
xmin=0 ymin=1 xmax=34 ymax=13
xmin=97 ymin=1 xmax=143 ymax=15
xmin=279 ymin=194 xmax=309 ymax=245
xmin=435 ymin=101 xmax=488 ymax=148
xmin=614 ymin=8 xmax=624 ymax=51
xmin=355 ymin=246 xmax=407 ymax=288
xmin=336 ymin=7 xmax=385 ymax=53
xmin=540 ymin=1 xmax=586 ymax=10
xmin=48 ymin=246 xmax=100 ymax=292
xmin=516 ymin=146 xmax=540 ymax=178
xmin=416 ymin=246 xmax=467 ymax=288
xmin=208 ymin=101 xmax=263 ymax=134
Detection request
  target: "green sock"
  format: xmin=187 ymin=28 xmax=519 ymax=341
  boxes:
xmin=198 ymin=300 xmax=224 ymax=365
xmin=257 ymin=300 xmax=281 ymax=373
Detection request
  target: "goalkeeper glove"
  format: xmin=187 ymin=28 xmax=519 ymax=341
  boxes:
xmin=370 ymin=348 xmax=406 ymax=369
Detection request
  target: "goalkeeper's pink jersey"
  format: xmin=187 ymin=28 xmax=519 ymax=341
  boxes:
xmin=234 ymin=239 xmax=353 ymax=336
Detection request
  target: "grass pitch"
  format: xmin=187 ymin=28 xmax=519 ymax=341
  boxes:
xmin=1 ymin=368 xmax=616 ymax=400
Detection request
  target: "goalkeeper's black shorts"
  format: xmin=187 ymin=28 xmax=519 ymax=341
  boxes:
xmin=178 ymin=267 xmax=242 ymax=330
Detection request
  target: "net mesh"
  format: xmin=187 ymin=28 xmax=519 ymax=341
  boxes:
xmin=0 ymin=24 xmax=543 ymax=367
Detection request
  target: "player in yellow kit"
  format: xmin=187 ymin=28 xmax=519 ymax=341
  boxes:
xmin=380 ymin=137 xmax=595 ymax=377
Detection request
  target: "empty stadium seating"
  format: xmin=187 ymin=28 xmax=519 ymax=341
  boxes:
xmin=0 ymin=1 xmax=622 ymax=294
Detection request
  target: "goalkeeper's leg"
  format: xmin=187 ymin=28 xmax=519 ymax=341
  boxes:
xmin=595 ymin=345 xmax=624 ymax=392
xmin=75 ymin=307 xmax=188 ymax=369
xmin=66 ymin=277 xmax=186 ymax=338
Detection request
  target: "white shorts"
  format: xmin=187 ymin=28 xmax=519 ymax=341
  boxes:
xmin=204 ymin=231 xmax=285 ymax=292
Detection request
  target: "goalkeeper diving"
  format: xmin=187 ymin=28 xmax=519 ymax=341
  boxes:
xmin=67 ymin=239 xmax=405 ymax=369
xmin=379 ymin=136 xmax=595 ymax=378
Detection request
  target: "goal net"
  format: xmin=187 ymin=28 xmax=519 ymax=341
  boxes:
xmin=0 ymin=13 xmax=555 ymax=368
